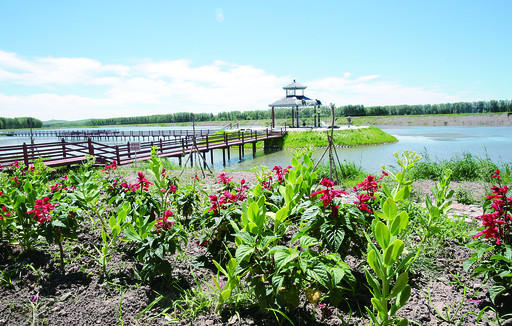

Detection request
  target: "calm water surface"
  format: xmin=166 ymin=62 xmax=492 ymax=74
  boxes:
xmin=1 ymin=126 xmax=510 ymax=173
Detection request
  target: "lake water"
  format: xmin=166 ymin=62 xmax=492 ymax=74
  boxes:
xmin=1 ymin=126 xmax=510 ymax=173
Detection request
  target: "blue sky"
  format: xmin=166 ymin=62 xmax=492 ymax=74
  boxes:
xmin=0 ymin=0 xmax=510 ymax=121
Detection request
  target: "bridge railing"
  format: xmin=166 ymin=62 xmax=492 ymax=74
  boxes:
xmin=0 ymin=128 xmax=286 ymax=167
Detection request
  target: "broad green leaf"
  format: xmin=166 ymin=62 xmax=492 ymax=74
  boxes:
xmin=219 ymin=289 xmax=232 ymax=303
xmin=323 ymin=225 xmax=345 ymax=253
xmin=275 ymin=206 xmax=289 ymax=226
xmin=389 ymin=212 xmax=405 ymax=236
xmin=307 ymin=262 xmax=330 ymax=287
xmin=489 ymin=285 xmax=506 ymax=304
xmin=389 ymin=272 xmax=408 ymax=299
xmin=383 ymin=239 xmax=404 ymax=267
xmin=111 ymin=225 xmax=121 ymax=239
xmin=383 ymin=198 xmax=397 ymax=220
xmin=364 ymin=269 xmax=382 ymax=296
xmin=226 ymin=258 xmax=237 ymax=277
xmin=301 ymin=205 xmax=320 ymax=223
xmin=299 ymin=235 xmax=321 ymax=249
xmin=52 ymin=220 xmax=66 ymax=228
xmin=124 ymin=225 xmax=142 ymax=242
xmin=275 ymin=249 xmax=298 ymax=271
xmin=396 ymin=285 xmax=411 ymax=309
xmin=232 ymin=232 xmax=255 ymax=245
xmin=247 ymin=202 xmax=259 ymax=223
xmin=374 ymin=221 xmax=390 ymax=249
xmin=367 ymin=249 xmax=378 ymax=274
xmin=235 ymin=244 xmax=255 ymax=263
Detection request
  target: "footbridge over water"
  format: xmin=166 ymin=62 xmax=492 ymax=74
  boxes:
xmin=0 ymin=128 xmax=286 ymax=168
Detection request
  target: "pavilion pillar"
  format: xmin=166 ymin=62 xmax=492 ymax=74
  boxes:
xmin=271 ymin=106 xmax=275 ymax=129
xmin=296 ymin=106 xmax=299 ymax=128
xmin=291 ymin=107 xmax=294 ymax=128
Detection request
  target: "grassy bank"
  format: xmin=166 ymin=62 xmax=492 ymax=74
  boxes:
xmin=282 ymin=126 xmax=397 ymax=148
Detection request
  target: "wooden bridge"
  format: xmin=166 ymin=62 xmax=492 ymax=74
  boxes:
xmin=0 ymin=128 xmax=286 ymax=168
xmin=8 ymin=128 xmax=217 ymax=141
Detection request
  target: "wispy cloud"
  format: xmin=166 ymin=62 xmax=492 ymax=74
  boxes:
xmin=0 ymin=50 xmax=479 ymax=121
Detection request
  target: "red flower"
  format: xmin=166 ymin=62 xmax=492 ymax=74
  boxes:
xmin=26 ymin=197 xmax=56 ymax=224
xmin=154 ymin=210 xmax=174 ymax=233
xmin=1 ymin=205 xmax=11 ymax=219
xmin=492 ymin=169 xmax=501 ymax=179
xmin=137 ymin=172 xmax=153 ymax=191
xmin=217 ymin=173 xmax=233 ymax=185
xmin=191 ymin=174 xmax=199 ymax=181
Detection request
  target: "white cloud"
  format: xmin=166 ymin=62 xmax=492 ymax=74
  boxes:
xmin=0 ymin=50 xmax=481 ymax=121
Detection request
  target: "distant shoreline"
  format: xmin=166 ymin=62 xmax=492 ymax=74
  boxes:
xmin=352 ymin=112 xmax=512 ymax=127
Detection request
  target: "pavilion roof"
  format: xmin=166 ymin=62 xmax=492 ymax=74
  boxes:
xmin=269 ymin=96 xmax=321 ymax=107
xmin=283 ymin=81 xmax=307 ymax=90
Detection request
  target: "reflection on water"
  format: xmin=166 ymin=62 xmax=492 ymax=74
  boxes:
xmin=1 ymin=126 xmax=511 ymax=173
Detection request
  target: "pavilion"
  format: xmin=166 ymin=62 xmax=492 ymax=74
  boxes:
xmin=269 ymin=80 xmax=322 ymax=129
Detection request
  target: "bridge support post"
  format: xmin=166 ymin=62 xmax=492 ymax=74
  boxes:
xmin=227 ymin=146 xmax=230 ymax=160
xmin=178 ymin=155 xmax=182 ymax=166
xmin=252 ymin=142 xmax=256 ymax=157
xmin=210 ymin=150 xmax=214 ymax=165
xmin=222 ymin=148 xmax=226 ymax=166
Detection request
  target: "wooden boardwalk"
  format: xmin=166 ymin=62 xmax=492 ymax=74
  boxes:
xmin=0 ymin=128 xmax=286 ymax=168
xmin=8 ymin=128 xmax=217 ymax=141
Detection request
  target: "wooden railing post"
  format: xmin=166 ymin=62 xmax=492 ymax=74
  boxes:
xmin=160 ymin=138 xmax=163 ymax=153
xmin=61 ymin=138 xmax=67 ymax=158
xmin=224 ymin=133 xmax=228 ymax=145
xmin=116 ymin=145 xmax=121 ymax=164
xmin=88 ymin=138 xmax=94 ymax=156
xmin=206 ymin=135 xmax=209 ymax=150
xmin=127 ymin=141 xmax=131 ymax=158
xmin=23 ymin=142 xmax=29 ymax=167
xmin=266 ymin=128 xmax=269 ymax=138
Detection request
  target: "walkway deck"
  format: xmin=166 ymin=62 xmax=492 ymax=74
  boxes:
xmin=0 ymin=128 xmax=286 ymax=168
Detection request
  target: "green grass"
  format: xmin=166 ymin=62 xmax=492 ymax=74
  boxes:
xmin=410 ymin=152 xmax=512 ymax=183
xmin=282 ymin=126 xmax=397 ymax=148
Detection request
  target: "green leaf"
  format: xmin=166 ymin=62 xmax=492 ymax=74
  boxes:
xmin=52 ymin=220 xmax=66 ymax=228
xmin=396 ymin=285 xmax=411 ymax=309
xmin=124 ymin=225 xmax=142 ymax=242
xmin=367 ymin=249 xmax=383 ymax=280
xmin=274 ymin=206 xmax=289 ymax=228
xmin=325 ymin=225 xmax=345 ymax=253
xmin=365 ymin=269 xmax=382 ymax=296
xmin=235 ymin=244 xmax=255 ymax=263
xmin=233 ymin=232 xmax=255 ymax=245
xmin=371 ymin=298 xmax=387 ymax=316
xmin=301 ymin=205 xmax=320 ymax=223
xmin=389 ymin=272 xmax=408 ymax=299
xmin=383 ymin=198 xmax=397 ymax=220
xmin=383 ymin=239 xmax=404 ymax=267
xmin=374 ymin=221 xmax=390 ymax=249
xmin=111 ymin=225 xmax=121 ymax=239
xmin=274 ymin=249 xmax=298 ymax=271
xmin=489 ymin=284 xmax=506 ymax=304
xmin=307 ymin=262 xmax=330 ymax=287
xmin=299 ymin=235 xmax=321 ymax=249
xmin=219 ymin=288 xmax=232 ymax=303
xmin=212 ymin=259 xmax=228 ymax=278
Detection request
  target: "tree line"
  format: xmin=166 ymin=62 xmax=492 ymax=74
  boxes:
xmin=82 ymin=99 xmax=511 ymax=126
xmin=0 ymin=117 xmax=43 ymax=130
